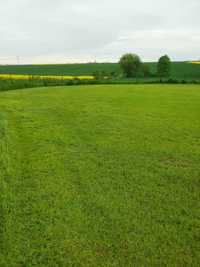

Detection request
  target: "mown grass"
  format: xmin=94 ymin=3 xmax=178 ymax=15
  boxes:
xmin=0 ymin=84 xmax=200 ymax=266
xmin=0 ymin=62 xmax=200 ymax=80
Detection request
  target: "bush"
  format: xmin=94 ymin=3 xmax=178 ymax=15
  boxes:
xmin=167 ymin=78 xmax=178 ymax=84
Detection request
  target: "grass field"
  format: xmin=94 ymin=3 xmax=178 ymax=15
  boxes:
xmin=0 ymin=84 xmax=200 ymax=266
xmin=0 ymin=62 xmax=199 ymax=80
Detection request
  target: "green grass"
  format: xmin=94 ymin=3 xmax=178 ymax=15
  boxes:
xmin=0 ymin=84 xmax=200 ymax=266
xmin=0 ymin=62 xmax=199 ymax=80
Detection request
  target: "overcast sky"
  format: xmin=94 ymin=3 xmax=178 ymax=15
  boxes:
xmin=0 ymin=0 xmax=199 ymax=64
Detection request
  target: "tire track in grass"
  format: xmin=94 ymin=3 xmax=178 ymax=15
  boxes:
xmin=0 ymin=113 xmax=18 ymax=266
xmin=0 ymin=94 xmax=37 ymax=266
xmin=0 ymin=115 xmax=8 ymax=265
xmin=0 ymin=96 xmax=90 ymax=266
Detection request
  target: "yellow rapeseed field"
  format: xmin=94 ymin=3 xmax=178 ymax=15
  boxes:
xmin=0 ymin=74 xmax=94 ymax=80
xmin=188 ymin=61 xmax=200 ymax=64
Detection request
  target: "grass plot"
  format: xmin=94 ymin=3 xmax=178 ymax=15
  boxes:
xmin=0 ymin=84 xmax=200 ymax=266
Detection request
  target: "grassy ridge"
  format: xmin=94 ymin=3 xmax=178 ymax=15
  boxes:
xmin=0 ymin=62 xmax=199 ymax=80
xmin=0 ymin=84 xmax=200 ymax=266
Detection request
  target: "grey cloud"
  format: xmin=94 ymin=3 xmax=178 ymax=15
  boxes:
xmin=0 ymin=0 xmax=199 ymax=63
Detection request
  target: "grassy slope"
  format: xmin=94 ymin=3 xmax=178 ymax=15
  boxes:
xmin=0 ymin=62 xmax=199 ymax=80
xmin=0 ymin=85 xmax=200 ymax=266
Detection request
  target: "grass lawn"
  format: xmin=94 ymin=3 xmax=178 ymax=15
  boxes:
xmin=0 ymin=84 xmax=200 ymax=266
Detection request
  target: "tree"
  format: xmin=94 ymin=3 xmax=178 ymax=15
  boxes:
xmin=119 ymin=53 xmax=142 ymax=78
xmin=93 ymin=71 xmax=100 ymax=80
xmin=157 ymin=55 xmax=171 ymax=78
xmin=142 ymin=64 xmax=151 ymax=78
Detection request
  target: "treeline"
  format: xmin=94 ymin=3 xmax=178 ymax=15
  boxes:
xmin=0 ymin=75 xmax=200 ymax=93
xmin=0 ymin=78 xmax=97 ymax=92
xmin=92 ymin=54 xmax=170 ymax=80
xmin=119 ymin=54 xmax=171 ymax=79
xmin=0 ymin=55 xmax=200 ymax=92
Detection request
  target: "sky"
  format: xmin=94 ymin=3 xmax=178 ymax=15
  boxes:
xmin=0 ymin=0 xmax=199 ymax=64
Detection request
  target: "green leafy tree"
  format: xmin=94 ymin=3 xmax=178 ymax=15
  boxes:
xmin=142 ymin=64 xmax=151 ymax=78
xmin=157 ymin=55 xmax=171 ymax=78
xmin=93 ymin=71 xmax=101 ymax=80
xmin=119 ymin=53 xmax=142 ymax=78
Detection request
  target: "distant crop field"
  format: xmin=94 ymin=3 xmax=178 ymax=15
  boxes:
xmin=0 ymin=84 xmax=200 ymax=266
xmin=189 ymin=61 xmax=200 ymax=64
xmin=0 ymin=63 xmax=119 ymax=76
xmin=0 ymin=61 xmax=199 ymax=80
xmin=0 ymin=74 xmax=94 ymax=80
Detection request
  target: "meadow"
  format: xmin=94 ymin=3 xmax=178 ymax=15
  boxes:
xmin=0 ymin=84 xmax=200 ymax=266
xmin=0 ymin=61 xmax=199 ymax=80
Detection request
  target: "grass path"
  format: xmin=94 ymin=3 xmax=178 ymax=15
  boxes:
xmin=0 ymin=85 xmax=200 ymax=266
